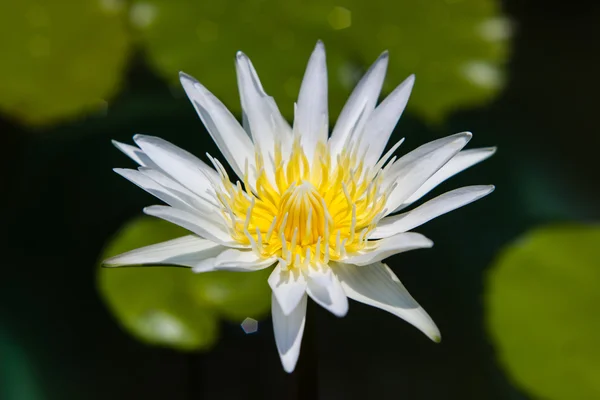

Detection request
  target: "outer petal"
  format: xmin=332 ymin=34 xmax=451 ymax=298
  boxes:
xmin=133 ymin=135 xmax=219 ymax=201
xmin=112 ymin=140 xmax=159 ymax=169
xmin=179 ymin=72 xmax=255 ymax=179
xmin=236 ymin=51 xmax=292 ymax=169
xmin=362 ymin=75 xmax=415 ymax=167
xmin=143 ymin=205 xmax=243 ymax=248
xmin=113 ymin=141 xmax=221 ymax=218
xmin=269 ymin=263 xmax=307 ymax=316
xmin=295 ymin=41 xmax=328 ymax=162
xmin=114 ymin=168 xmax=197 ymax=214
xmin=138 ymin=167 xmax=221 ymax=218
xmin=371 ymin=185 xmax=495 ymax=239
xmin=384 ymin=132 xmax=472 ymax=214
xmin=400 ymin=147 xmax=497 ymax=209
xmin=103 ymin=235 xmax=224 ymax=268
xmin=329 ymin=52 xmax=389 ymax=159
xmin=272 ymin=292 xmax=307 ymax=373
xmin=332 ymin=262 xmax=441 ymax=342
xmin=192 ymin=257 xmax=217 ymax=273
xmin=343 ymin=232 xmax=433 ymax=266
xmin=306 ymin=266 xmax=348 ymax=317
xmin=213 ymin=249 xmax=276 ymax=271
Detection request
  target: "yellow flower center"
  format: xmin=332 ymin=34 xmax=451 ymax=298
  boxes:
xmin=212 ymin=138 xmax=390 ymax=269
xmin=277 ymin=181 xmax=329 ymax=246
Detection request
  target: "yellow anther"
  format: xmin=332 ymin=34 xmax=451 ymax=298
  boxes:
xmin=212 ymin=140 xmax=386 ymax=268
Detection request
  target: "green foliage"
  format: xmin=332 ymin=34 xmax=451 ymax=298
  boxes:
xmin=486 ymin=225 xmax=600 ymax=400
xmin=189 ymin=268 xmax=272 ymax=322
xmin=0 ymin=0 xmax=508 ymax=126
xmin=133 ymin=0 xmax=508 ymax=122
xmin=0 ymin=0 xmax=131 ymax=126
xmin=98 ymin=216 xmax=272 ymax=351
xmin=98 ymin=218 xmax=219 ymax=351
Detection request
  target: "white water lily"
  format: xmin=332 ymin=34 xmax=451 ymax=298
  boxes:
xmin=105 ymin=41 xmax=495 ymax=372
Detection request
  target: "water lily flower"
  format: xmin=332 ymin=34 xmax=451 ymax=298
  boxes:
xmin=105 ymin=41 xmax=495 ymax=372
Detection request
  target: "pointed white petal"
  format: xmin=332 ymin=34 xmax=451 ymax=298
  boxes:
xmin=329 ymin=52 xmax=389 ymax=159
xmin=371 ymin=185 xmax=495 ymax=239
xmin=114 ymin=168 xmax=197 ymax=213
xmin=384 ymin=132 xmax=472 ymax=214
xmin=138 ymin=167 xmax=222 ymax=219
xmin=132 ymin=135 xmax=219 ymax=201
xmin=333 ymin=262 xmax=440 ymax=342
xmin=103 ymin=235 xmax=223 ymax=268
xmin=269 ymin=263 xmax=308 ymax=316
xmin=272 ymin=292 xmax=307 ymax=373
xmin=295 ymin=41 xmax=328 ymax=162
xmin=112 ymin=140 xmax=159 ymax=169
xmin=236 ymin=52 xmax=292 ymax=169
xmin=363 ymin=75 xmax=415 ymax=167
xmin=343 ymin=232 xmax=433 ymax=266
xmin=112 ymin=141 xmax=223 ymax=214
xmin=180 ymin=72 xmax=255 ymax=179
xmin=143 ymin=205 xmax=243 ymax=248
xmin=400 ymin=147 xmax=497 ymax=208
xmin=213 ymin=249 xmax=276 ymax=271
xmin=306 ymin=267 xmax=348 ymax=317
xmin=192 ymin=257 xmax=217 ymax=273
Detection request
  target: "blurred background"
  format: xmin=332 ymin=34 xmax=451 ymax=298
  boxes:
xmin=1 ymin=0 xmax=599 ymax=399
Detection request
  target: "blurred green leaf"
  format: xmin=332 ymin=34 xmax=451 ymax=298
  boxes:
xmin=98 ymin=217 xmax=219 ymax=351
xmin=486 ymin=225 xmax=600 ymax=400
xmin=189 ymin=269 xmax=272 ymax=322
xmin=98 ymin=216 xmax=274 ymax=350
xmin=0 ymin=0 xmax=131 ymax=126
xmin=132 ymin=0 xmax=508 ymax=122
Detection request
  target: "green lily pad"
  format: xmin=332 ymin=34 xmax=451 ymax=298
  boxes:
xmin=133 ymin=0 xmax=508 ymax=122
xmin=98 ymin=216 xmax=274 ymax=349
xmin=0 ymin=0 xmax=131 ymax=126
xmin=188 ymin=268 xmax=272 ymax=322
xmin=486 ymin=225 xmax=600 ymax=400
xmin=98 ymin=217 xmax=219 ymax=351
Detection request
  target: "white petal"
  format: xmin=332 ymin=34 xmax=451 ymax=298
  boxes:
xmin=343 ymin=232 xmax=433 ymax=266
xmin=112 ymin=141 xmax=223 ymax=214
xmin=103 ymin=235 xmax=223 ymax=268
xmin=138 ymin=167 xmax=222 ymax=219
xmin=112 ymin=140 xmax=163 ymax=170
xmin=113 ymin=168 xmax=197 ymax=213
xmin=295 ymin=41 xmax=328 ymax=162
xmin=236 ymin=52 xmax=292 ymax=170
xmin=400 ymin=147 xmax=497 ymax=208
xmin=133 ymin=135 xmax=219 ymax=201
xmin=143 ymin=205 xmax=242 ymax=247
xmin=333 ymin=262 xmax=440 ymax=342
xmin=269 ymin=263 xmax=308 ymax=316
xmin=306 ymin=267 xmax=348 ymax=317
xmin=371 ymin=185 xmax=495 ymax=239
xmin=272 ymin=292 xmax=307 ymax=373
xmin=329 ymin=52 xmax=388 ymax=159
xmin=362 ymin=75 xmax=415 ymax=167
xmin=179 ymin=72 xmax=255 ymax=179
xmin=384 ymin=132 xmax=472 ymax=214
xmin=213 ymin=249 xmax=276 ymax=271
xmin=192 ymin=257 xmax=217 ymax=273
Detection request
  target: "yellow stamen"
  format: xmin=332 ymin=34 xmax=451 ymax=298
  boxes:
xmin=214 ymin=138 xmax=388 ymax=269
